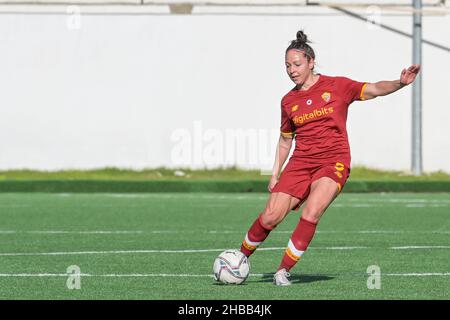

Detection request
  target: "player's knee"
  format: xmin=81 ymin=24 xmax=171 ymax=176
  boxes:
xmin=301 ymin=205 xmax=323 ymax=224
xmin=260 ymin=208 xmax=284 ymax=228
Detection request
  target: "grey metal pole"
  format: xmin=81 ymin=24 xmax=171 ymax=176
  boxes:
xmin=412 ymin=0 xmax=423 ymax=175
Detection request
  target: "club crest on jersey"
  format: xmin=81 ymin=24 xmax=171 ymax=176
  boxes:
xmin=291 ymin=105 xmax=299 ymax=112
xmin=322 ymin=92 xmax=331 ymax=102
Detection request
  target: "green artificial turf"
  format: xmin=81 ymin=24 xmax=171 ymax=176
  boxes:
xmin=0 ymin=192 xmax=448 ymax=299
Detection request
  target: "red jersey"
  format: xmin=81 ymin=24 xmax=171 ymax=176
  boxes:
xmin=280 ymin=74 xmax=367 ymax=166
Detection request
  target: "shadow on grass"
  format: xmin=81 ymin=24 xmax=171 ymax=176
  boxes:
xmin=212 ymin=282 xmax=250 ymax=286
xmin=210 ymin=273 xmax=334 ymax=286
xmin=255 ymin=273 xmax=334 ymax=284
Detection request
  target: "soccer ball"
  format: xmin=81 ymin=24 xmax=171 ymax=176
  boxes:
xmin=213 ymin=249 xmax=250 ymax=284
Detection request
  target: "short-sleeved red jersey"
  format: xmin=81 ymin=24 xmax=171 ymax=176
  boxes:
xmin=280 ymin=74 xmax=367 ymax=166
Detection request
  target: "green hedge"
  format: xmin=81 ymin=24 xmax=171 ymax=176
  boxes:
xmin=0 ymin=180 xmax=449 ymax=193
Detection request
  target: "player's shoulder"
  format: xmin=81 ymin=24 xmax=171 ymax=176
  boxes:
xmin=317 ymin=74 xmax=344 ymax=82
xmin=330 ymin=75 xmax=357 ymax=85
xmin=281 ymin=87 xmax=298 ymax=106
xmin=280 ymin=74 xmax=346 ymax=105
xmin=317 ymin=74 xmax=337 ymax=86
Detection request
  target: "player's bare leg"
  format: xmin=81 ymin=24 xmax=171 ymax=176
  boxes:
xmin=275 ymin=177 xmax=340 ymax=285
xmin=260 ymin=192 xmax=301 ymax=228
xmin=240 ymin=192 xmax=300 ymax=257
xmin=301 ymin=177 xmax=340 ymax=223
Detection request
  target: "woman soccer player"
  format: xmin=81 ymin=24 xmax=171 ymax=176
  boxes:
xmin=239 ymin=30 xmax=421 ymax=286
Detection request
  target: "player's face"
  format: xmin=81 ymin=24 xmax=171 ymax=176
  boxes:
xmin=285 ymin=49 xmax=314 ymax=85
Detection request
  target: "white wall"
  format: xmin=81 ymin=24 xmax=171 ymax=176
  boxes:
xmin=0 ymin=5 xmax=449 ymax=172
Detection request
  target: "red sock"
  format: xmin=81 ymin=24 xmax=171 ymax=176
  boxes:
xmin=240 ymin=214 xmax=274 ymax=257
xmin=278 ymin=217 xmax=317 ymax=271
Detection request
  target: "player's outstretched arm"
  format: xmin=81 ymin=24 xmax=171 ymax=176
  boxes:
xmin=362 ymin=64 xmax=421 ymax=100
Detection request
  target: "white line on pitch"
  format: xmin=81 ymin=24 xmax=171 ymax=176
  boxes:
xmin=258 ymin=246 xmax=369 ymax=251
xmin=0 ymin=272 xmax=449 ymax=278
xmin=0 ymin=249 xmax=228 ymax=256
xmin=275 ymin=230 xmax=450 ymax=234
xmin=0 ymin=273 xmax=215 ymax=278
xmin=2 ymin=229 xmax=448 ymax=235
xmin=27 ymin=230 xmax=144 ymax=234
xmin=0 ymin=245 xmax=449 ymax=257
xmin=0 ymin=247 xmax=371 ymax=256
xmin=0 ymin=246 xmax=386 ymax=256
xmin=52 ymin=193 xmax=450 ymax=204
xmin=391 ymin=246 xmax=450 ymax=249
xmin=0 ymin=230 xmax=144 ymax=235
xmin=384 ymin=273 xmax=450 ymax=276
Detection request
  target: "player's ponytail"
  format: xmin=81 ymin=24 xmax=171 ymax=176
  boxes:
xmin=296 ymin=30 xmax=309 ymax=45
xmin=286 ymin=30 xmax=316 ymax=63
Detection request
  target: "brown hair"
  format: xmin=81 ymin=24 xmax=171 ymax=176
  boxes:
xmin=286 ymin=30 xmax=316 ymax=63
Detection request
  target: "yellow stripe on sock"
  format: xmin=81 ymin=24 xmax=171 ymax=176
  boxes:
xmin=242 ymin=240 xmax=257 ymax=251
xmin=285 ymin=247 xmax=301 ymax=262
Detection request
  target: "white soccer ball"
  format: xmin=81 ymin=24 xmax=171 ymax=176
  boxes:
xmin=213 ymin=249 xmax=250 ymax=285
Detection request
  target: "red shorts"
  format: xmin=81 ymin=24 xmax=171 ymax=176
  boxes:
xmin=271 ymin=158 xmax=350 ymax=211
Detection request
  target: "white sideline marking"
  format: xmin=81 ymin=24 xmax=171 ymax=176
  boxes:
xmin=55 ymin=193 xmax=450 ymax=205
xmin=391 ymin=246 xmax=450 ymax=249
xmin=0 ymin=229 xmax=449 ymax=235
xmin=0 ymin=272 xmax=449 ymax=278
xmin=94 ymin=194 xmax=268 ymax=201
xmin=277 ymin=230 xmax=450 ymax=235
xmin=0 ymin=249 xmax=228 ymax=256
xmin=0 ymin=230 xmax=143 ymax=235
xmin=0 ymin=246 xmax=372 ymax=257
xmin=384 ymin=273 xmax=450 ymax=277
xmin=4 ymin=245 xmax=450 ymax=257
xmin=333 ymin=204 xmax=375 ymax=208
xmin=258 ymin=246 xmax=369 ymax=251
xmin=0 ymin=273 xmax=216 ymax=278
xmin=27 ymin=230 xmax=143 ymax=234
xmin=345 ymin=198 xmax=450 ymax=204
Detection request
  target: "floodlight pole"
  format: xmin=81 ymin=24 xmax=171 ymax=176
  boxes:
xmin=412 ymin=0 xmax=423 ymax=175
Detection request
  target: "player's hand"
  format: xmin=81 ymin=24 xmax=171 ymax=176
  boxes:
xmin=400 ymin=64 xmax=421 ymax=86
xmin=268 ymin=175 xmax=279 ymax=192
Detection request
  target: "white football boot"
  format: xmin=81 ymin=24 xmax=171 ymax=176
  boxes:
xmin=273 ymin=268 xmax=292 ymax=286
